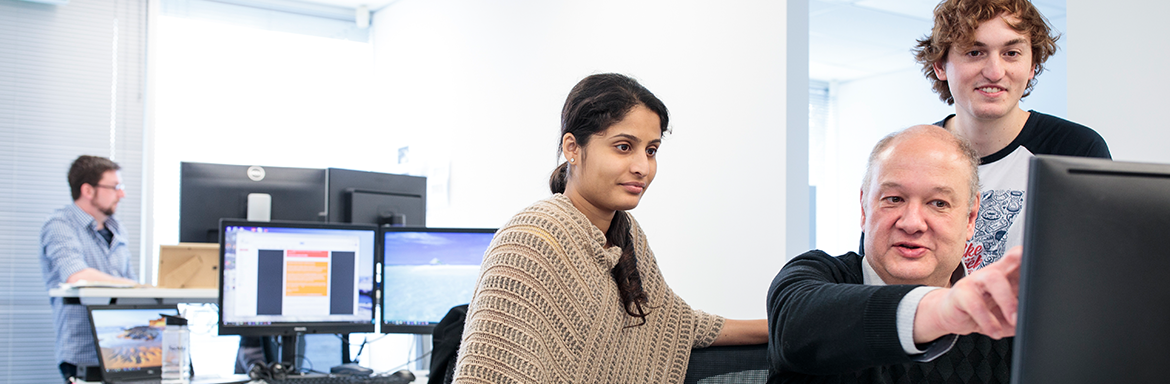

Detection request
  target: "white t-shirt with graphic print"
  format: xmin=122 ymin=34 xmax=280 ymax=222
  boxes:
xmin=940 ymin=111 xmax=1111 ymax=272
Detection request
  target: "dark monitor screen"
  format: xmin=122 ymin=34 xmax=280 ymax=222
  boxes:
xmin=325 ymin=168 xmax=426 ymax=227
xmin=180 ymin=162 xmax=326 ymax=243
xmin=218 ymin=220 xmax=378 ymax=337
xmin=379 ymin=227 xmax=495 ymax=333
xmin=1013 ymin=155 xmax=1170 ymax=384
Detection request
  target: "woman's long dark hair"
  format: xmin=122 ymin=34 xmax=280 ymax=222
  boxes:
xmin=549 ymin=73 xmax=669 ymax=326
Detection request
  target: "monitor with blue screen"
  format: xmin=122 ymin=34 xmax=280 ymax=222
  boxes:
xmin=379 ymin=227 xmax=496 ymax=333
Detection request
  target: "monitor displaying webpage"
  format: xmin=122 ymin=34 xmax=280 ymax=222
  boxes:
xmin=222 ymin=224 xmax=375 ymax=326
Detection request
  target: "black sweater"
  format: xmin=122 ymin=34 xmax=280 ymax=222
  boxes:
xmin=766 ymin=250 xmax=1012 ymax=384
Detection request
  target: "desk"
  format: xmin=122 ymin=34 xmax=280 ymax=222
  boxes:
xmin=49 ymin=287 xmax=218 ymax=305
xmin=71 ymin=373 xmax=423 ymax=384
xmin=71 ymin=375 xmax=253 ymax=384
xmin=52 ymin=288 xmax=423 ymax=383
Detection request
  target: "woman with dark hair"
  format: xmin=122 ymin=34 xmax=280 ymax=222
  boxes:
xmin=453 ymin=74 xmax=766 ymax=384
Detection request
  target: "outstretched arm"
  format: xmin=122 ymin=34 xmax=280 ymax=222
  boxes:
xmin=767 ymin=251 xmax=918 ymax=375
xmin=66 ymin=268 xmax=138 ymax=285
xmin=913 ymin=246 xmax=1022 ymax=343
xmin=711 ymin=319 xmax=767 ymax=346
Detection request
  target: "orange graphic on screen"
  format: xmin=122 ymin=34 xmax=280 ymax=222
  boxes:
xmin=287 ymin=250 xmax=328 ymax=258
xmin=287 ymin=255 xmax=329 ymax=296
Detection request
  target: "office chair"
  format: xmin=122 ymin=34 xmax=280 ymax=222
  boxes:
xmin=430 ymin=305 xmax=769 ymax=384
xmin=683 ymin=344 xmax=769 ymax=384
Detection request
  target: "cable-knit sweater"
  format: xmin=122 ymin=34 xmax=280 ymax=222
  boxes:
xmin=453 ymin=194 xmax=725 ymax=384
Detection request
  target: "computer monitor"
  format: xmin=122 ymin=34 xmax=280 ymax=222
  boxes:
xmin=218 ymin=219 xmax=378 ymax=366
xmin=180 ymin=162 xmax=326 ymax=243
xmin=325 ymin=168 xmax=426 ymax=227
xmin=1013 ymin=155 xmax=1170 ymax=384
xmin=379 ymin=227 xmax=496 ymax=334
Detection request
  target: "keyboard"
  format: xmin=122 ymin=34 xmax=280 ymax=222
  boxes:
xmin=267 ymin=372 xmax=415 ymax=384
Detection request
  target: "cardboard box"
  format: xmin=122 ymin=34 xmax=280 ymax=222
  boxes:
xmin=158 ymin=243 xmax=220 ymax=289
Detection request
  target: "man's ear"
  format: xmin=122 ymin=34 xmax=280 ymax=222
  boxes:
xmin=79 ymin=183 xmax=96 ymax=200
xmin=859 ymin=189 xmax=867 ymax=231
xmin=966 ymin=192 xmax=981 ymax=241
xmin=933 ymin=61 xmax=948 ymax=81
xmin=561 ymin=133 xmax=579 ymax=162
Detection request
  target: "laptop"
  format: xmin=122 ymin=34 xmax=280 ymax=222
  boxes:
xmin=86 ymin=304 xmax=180 ymax=384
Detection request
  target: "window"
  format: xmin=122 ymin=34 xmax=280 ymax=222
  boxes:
xmin=152 ymin=0 xmax=395 ymax=375
xmin=0 ymin=1 xmax=147 ymax=381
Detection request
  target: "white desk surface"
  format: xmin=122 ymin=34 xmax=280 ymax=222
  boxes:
xmin=71 ymin=374 xmax=253 ymax=384
xmin=49 ymin=287 xmax=217 ymax=305
xmin=71 ymin=372 xmax=423 ymax=384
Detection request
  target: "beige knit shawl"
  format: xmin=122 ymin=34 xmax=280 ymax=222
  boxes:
xmin=453 ymin=194 xmax=724 ymax=384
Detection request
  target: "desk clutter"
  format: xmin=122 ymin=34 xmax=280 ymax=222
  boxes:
xmin=261 ymin=373 xmax=416 ymax=384
xmin=249 ymin=360 xmax=415 ymax=384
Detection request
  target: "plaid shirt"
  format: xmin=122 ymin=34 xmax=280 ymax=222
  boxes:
xmin=39 ymin=203 xmax=134 ymax=366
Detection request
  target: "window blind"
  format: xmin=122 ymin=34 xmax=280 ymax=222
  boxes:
xmin=0 ymin=0 xmax=147 ymax=382
xmin=808 ymin=80 xmax=832 ymax=249
xmin=161 ymin=0 xmax=369 ymax=42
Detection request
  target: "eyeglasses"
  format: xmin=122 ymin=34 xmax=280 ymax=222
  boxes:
xmin=95 ymin=183 xmax=125 ymax=191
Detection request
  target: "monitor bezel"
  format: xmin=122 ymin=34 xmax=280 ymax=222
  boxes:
xmin=324 ymin=167 xmax=426 ymax=227
xmin=180 ymin=162 xmax=327 ymax=244
xmin=217 ymin=219 xmax=380 ymax=337
xmin=1013 ymin=155 xmax=1170 ymax=383
xmin=378 ymin=226 xmax=496 ymax=334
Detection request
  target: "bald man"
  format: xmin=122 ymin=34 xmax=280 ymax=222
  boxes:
xmin=767 ymin=126 xmax=1021 ymax=383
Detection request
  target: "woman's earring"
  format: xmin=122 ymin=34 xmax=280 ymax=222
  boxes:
xmin=569 ymin=158 xmax=575 ymax=163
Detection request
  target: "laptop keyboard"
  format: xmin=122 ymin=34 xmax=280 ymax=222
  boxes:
xmin=109 ymin=380 xmax=161 ymax=384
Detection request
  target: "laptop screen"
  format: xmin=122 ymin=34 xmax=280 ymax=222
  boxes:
xmin=87 ymin=304 xmax=181 ymax=380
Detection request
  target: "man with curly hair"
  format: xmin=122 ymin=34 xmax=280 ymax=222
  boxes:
xmin=912 ymin=0 xmax=1110 ymax=273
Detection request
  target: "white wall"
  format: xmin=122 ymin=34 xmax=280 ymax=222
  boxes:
xmin=370 ymin=0 xmax=795 ymax=320
xmin=814 ymin=68 xmax=954 ymax=255
xmin=1067 ymin=0 xmax=1170 ymax=164
xmin=1019 ymin=7 xmax=1067 ymax=117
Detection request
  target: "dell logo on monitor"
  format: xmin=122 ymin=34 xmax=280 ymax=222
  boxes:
xmin=247 ymin=166 xmax=266 ymax=181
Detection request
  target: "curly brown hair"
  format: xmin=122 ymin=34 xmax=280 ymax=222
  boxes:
xmin=912 ymin=0 xmax=1060 ymax=105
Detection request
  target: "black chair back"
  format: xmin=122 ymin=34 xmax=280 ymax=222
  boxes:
xmin=429 ymin=304 xmax=469 ymax=384
xmin=684 ymin=344 xmax=769 ymax=384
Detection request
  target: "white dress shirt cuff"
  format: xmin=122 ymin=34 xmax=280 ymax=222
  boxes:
xmin=896 ymin=286 xmax=941 ymax=355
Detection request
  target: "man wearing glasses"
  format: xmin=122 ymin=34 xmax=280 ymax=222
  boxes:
xmin=39 ymin=155 xmax=139 ymax=383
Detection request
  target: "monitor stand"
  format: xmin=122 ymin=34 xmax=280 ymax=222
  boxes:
xmin=413 ymin=334 xmax=432 ymax=371
xmin=281 ymin=334 xmax=303 ymax=371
